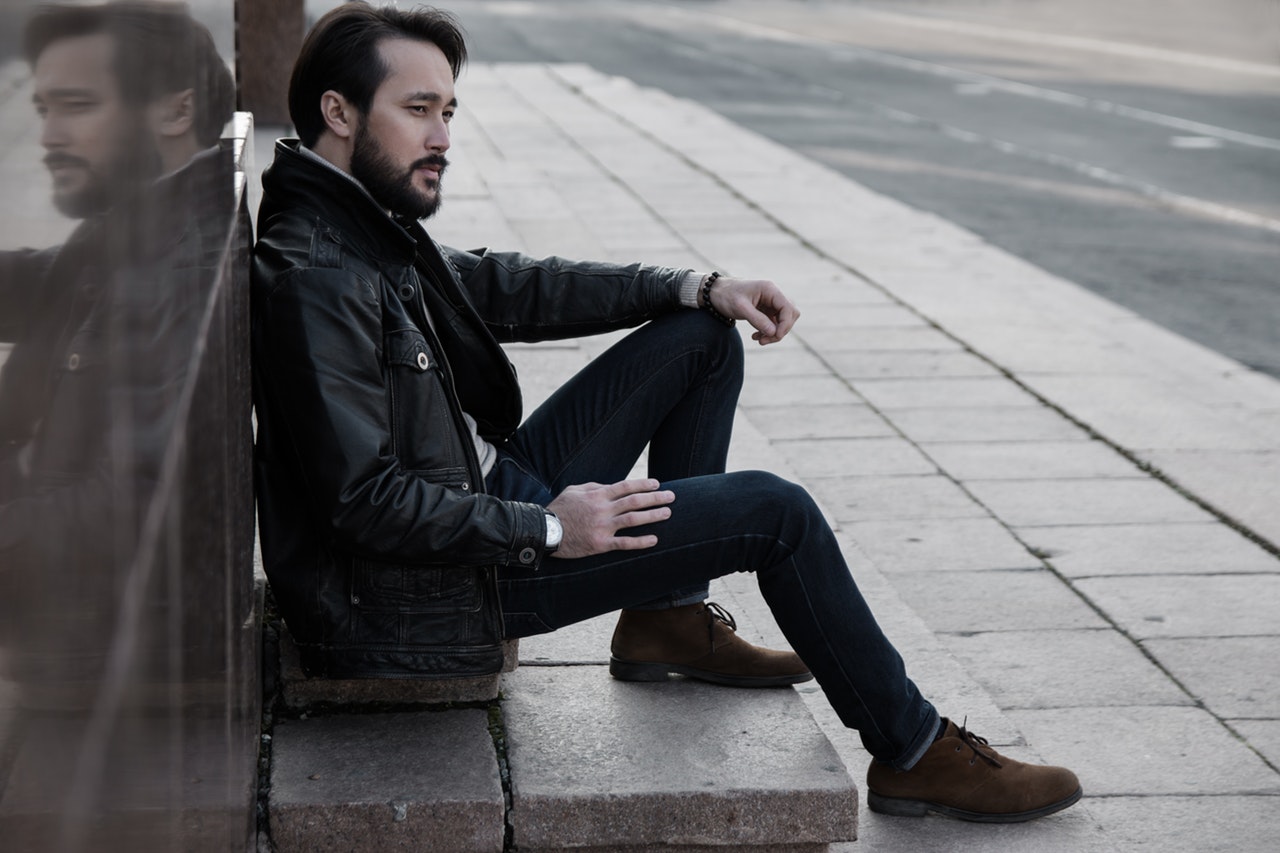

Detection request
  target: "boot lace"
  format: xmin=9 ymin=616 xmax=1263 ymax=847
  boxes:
xmin=955 ymin=718 xmax=1003 ymax=768
xmin=702 ymin=602 xmax=738 ymax=651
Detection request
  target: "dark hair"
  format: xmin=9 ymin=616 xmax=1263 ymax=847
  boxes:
xmin=23 ymin=1 xmax=236 ymax=147
xmin=288 ymin=2 xmax=467 ymax=147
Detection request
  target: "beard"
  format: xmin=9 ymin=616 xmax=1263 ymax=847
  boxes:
xmin=350 ymin=121 xmax=447 ymax=221
xmin=45 ymin=128 xmax=162 ymax=219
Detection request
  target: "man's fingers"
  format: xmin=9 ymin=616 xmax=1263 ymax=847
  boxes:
xmin=601 ymin=477 xmax=661 ymax=497
xmin=613 ymin=488 xmax=675 ymax=513
xmin=615 ymin=505 xmax=673 ymax=529
xmin=607 ymin=533 xmax=660 ymax=551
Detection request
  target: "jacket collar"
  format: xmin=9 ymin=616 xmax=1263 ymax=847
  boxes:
xmin=259 ymin=138 xmax=417 ymax=264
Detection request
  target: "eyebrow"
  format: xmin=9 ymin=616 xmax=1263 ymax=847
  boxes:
xmin=32 ymin=87 xmax=101 ymax=103
xmin=404 ymin=91 xmax=459 ymax=108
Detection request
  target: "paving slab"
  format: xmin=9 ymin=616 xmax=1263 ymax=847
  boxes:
xmin=517 ymin=612 xmax=616 ymax=666
xmin=798 ymin=326 xmax=964 ymax=353
xmin=737 ymin=374 xmax=862 ymax=408
xmin=1141 ymin=449 xmax=1280 ymax=548
xmin=825 ymin=350 xmax=1000 ymax=381
xmin=876 ymin=406 xmax=1093 ymax=444
xmin=974 ymin=479 xmax=1215 ymax=527
xmin=1228 ymin=719 xmax=1280 ymax=768
xmin=775 ymin=437 xmax=938 ymax=479
xmin=888 ymin=569 xmax=1108 ymax=633
xmin=845 ymin=518 xmax=1042 ymax=573
xmin=502 ymin=666 xmax=858 ymax=851
xmin=1084 ymin=795 xmax=1280 ymax=853
xmin=853 ymin=377 xmax=1043 ymax=410
xmin=1022 ymin=374 xmax=1275 ymax=453
xmin=269 ymin=711 xmax=504 ymax=853
xmin=741 ymin=403 xmax=896 ymax=441
xmin=940 ymin=629 xmax=1191 ymax=709
xmin=1016 ymin=522 xmax=1279 ymax=578
xmin=922 ymin=440 xmax=1141 ymax=481
xmin=740 ymin=342 xmax=832 ymax=378
xmin=1143 ymin=636 xmax=1280 ymax=718
xmin=1009 ymin=706 xmax=1280 ymax=796
xmin=1073 ymin=574 xmax=1280 ymax=639
xmin=807 ymin=475 xmax=989 ymax=524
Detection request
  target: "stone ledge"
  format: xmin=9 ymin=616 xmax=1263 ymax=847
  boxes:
xmin=269 ymin=710 xmax=504 ymax=853
xmin=503 ymin=666 xmax=858 ymax=851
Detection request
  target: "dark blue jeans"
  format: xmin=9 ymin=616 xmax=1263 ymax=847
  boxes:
xmin=488 ymin=311 xmax=939 ymax=768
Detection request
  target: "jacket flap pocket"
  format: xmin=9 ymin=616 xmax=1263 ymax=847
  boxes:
xmin=353 ymin=560 xmax=481 ymax=614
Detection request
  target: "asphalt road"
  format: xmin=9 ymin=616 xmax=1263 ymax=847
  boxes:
xmin=424 ymin=0 xmax=1280 ymax=378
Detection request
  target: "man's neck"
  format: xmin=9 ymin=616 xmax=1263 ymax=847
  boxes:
xmin=310 ymin=136 xmax=352 ymax=174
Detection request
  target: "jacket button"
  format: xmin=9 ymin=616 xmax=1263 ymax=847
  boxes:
xmin=416 ymin=351 xmax=429 ymax=371
xmin=460 ymin=482 xmax=469 ymax=491
xmin=67 ymin=353 xmax=80 ymax=370
xmin=398 ymin=284 xmax=414 ymax=300
xmin=518 ymin=547 xmax=536 ymax=564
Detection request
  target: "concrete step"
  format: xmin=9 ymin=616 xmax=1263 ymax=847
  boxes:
xmin=504 ymin=666 xmax=857 ymax=852
xmin=505 ymin=613 xmax=858 ymax=852
xmin=266 ymin=613 xmax=858 ymax=851
xmin=269 ymin=710 xmax=505 ymax=853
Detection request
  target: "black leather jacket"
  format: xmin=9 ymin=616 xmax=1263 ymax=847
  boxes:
xmin=1 ymin=148 xmax=236 ymax=684
xmin=251 ymin=140 xmax=689 ymax=678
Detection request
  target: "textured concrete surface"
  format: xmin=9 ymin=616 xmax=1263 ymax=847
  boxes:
xmin=502 ymin=667 xmax=858 ymax=851
xmin=269 ymin=711 xmax=504 ymax=853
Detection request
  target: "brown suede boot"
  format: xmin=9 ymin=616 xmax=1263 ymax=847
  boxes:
xmin=867 ymin=720 xmax=1082 ymax=823
xmin=609 ymin=602 xmax=812 ymax=687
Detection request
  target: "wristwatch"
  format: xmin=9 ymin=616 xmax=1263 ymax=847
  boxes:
xmin=544 ymin=510 xmax=563 ymax=553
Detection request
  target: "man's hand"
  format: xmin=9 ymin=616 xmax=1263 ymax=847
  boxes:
xmin=545 ymin=478 xmax=674 ymax=559
xmin=704 ymin=277 xmax=800 ymax=345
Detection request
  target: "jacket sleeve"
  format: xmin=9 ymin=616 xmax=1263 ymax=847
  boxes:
xmin=441 ymin=245 xmax=690 ymax=343
xmin=255 ymin=264 xmax=547 ymax=567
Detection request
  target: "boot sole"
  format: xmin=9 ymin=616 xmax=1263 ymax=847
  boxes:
xmin=609 ymin=656 xmax=813 ymax=688
xmin=867 ymin=785 xmax=1083 ymax=823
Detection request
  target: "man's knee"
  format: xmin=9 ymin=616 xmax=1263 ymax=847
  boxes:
xmin=652 ymin=309 xmax=744 ymax=375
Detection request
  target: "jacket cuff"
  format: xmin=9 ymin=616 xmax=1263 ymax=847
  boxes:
xmin=510 ymin=501 xmax=550 ymax=569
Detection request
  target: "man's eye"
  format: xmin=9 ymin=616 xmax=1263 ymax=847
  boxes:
xmin=409 ymin=105 xmax=428 ymax=114
xmin=443 ymin=111 xmax=455 ymax=122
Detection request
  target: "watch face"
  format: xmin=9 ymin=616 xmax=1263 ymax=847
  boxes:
xmin=546 ymin=513 xmax=563 ymax=548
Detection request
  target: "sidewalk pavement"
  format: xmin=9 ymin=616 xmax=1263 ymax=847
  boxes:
xmin=255 ymin=61 xmax=1278 ymax=851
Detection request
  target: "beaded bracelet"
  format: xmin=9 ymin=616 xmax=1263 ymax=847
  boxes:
xmin=700 ymin=271 xmax=735 ymax=328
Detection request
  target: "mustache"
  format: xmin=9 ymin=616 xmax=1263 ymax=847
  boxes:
xmin=44 ymin=152 xmax=90 ymax=170
xmin=408 ymin=155 xmax=449 ymax=177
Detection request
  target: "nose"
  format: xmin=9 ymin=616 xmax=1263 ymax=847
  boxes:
xmin=426 ymin=116 xmax=450 ymax=154
xmin=39 ymin=110 xmax=67 ymax=150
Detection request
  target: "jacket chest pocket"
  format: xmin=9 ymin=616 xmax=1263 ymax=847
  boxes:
xmin=384 ymin=328 xmax=467 ymax=473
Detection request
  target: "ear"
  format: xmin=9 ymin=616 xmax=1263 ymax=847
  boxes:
xmin=320 ymin=90 xmax=356 ymax=140
xmin=151 ymin=88 xmax=195 ymax=139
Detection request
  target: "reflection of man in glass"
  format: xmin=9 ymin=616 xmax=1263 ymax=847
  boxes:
xmin=0 ymin=4 xmax=236 ymax=839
